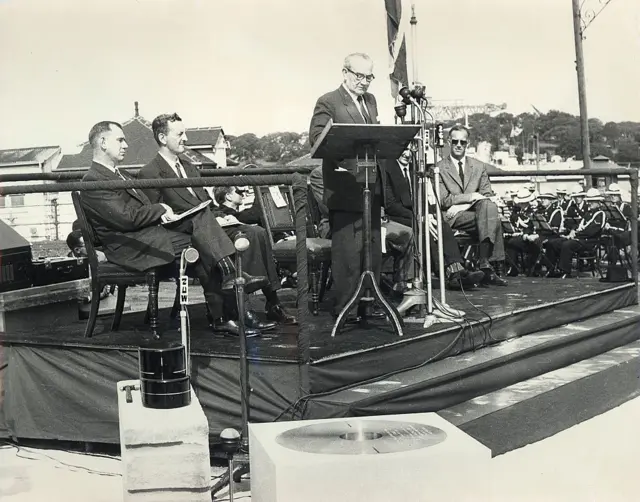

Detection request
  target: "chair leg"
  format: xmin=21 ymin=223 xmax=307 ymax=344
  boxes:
xmin=146 ymin=271 xmax=160 ymax=339
xmin=318 ymin=262 xmax=330 ymax=303
xmin=84 ymin=284 xmax=102 ymax=339
xmin=111 ymin=285 xmax=128 ymax=331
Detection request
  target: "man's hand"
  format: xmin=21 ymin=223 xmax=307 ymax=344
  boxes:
xmin=160 ymin=204 xmax=177 ymax=224
xmin=470 ymin=193 xmax=486 ymax=202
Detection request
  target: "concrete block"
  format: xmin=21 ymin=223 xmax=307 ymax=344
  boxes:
xmin=123 ymin=444 xmax=211 ymax=492
xmin=249 ymin=413 xmax=492 ymax=502
xmin=117 ymin=379 xmax=211 ymax=501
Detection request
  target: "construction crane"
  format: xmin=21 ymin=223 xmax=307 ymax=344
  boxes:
xmin=426 ymin=100 xmax=508 ymax=123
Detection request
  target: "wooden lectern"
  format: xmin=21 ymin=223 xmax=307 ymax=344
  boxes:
xmin=310 ymin=120 xmax=421 ymax=338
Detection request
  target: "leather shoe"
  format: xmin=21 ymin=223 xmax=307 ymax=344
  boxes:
xmin=462 ymin=269 xmax=485 ymax=287
xmin=211 ymin=318 xmax=260 ymax=337
xmin=222 ymin=272 xmax=268 ymax=295
xmin=480 ymin=268 xmax=508 ymax=287
xmin=245 ymin=310 xmax=276 ymax=331
xmin=265 ymin=303 xmax=298 ymax=325
xmin=446 ymin=272 xmax=471 ymax=291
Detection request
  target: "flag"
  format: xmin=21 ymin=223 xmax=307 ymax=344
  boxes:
xmin=385 ymin=0 xmax=409 ymax=98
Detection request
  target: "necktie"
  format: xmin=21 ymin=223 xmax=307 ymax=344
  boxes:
xmin=115 ymin=168 xmax=138 ymax=195
xmin=458 ymin=160 xmax=464 ymax=186
xmin=176 ymin=161 xmax=196 ymax=197
xmin=357 ymin=95 xmax=372 ymax=124
xmin=402 ymin=166 xmax=412 ymax=195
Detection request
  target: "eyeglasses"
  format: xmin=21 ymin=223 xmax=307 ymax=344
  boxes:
xmin=451 ymin=139 xmax=468 ymax=146
xmin=345 ymin=67 xmax=375 ymax=82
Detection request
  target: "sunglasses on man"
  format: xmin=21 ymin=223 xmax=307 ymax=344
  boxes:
xmin=451 ymin=139 xmax=468 ymax=146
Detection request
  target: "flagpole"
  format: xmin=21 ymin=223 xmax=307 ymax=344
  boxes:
xmin=572 ymin=0 xmax=592 ymax=182
xmin=410 ymin=3 xmax=418 ymax=84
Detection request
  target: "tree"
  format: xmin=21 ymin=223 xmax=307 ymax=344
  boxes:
xmin=602 ymin=121 xmax=620 ymax=144
xmin=228 ymin=133 xmax=261 ymax=162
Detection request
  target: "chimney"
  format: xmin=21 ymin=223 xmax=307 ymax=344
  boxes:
xmin=134 ymin=101 xmax=139 ymax=117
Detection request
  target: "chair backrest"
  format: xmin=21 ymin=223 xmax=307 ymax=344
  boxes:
xmin=305 ymin=184 xmax=324 ymax=238
xmin=253 ymin=185 xmax=295 ymax=245
xmin=71 ymin=191 xmax=101 ymax=274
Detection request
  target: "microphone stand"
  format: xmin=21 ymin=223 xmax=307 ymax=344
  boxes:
xmin=179 ymin=247 xmax=199 ymax=376
xmin=395 ymin=97 xmax=465 ymax=326
xmin=211 ymin=234 xmax=251 ymax=501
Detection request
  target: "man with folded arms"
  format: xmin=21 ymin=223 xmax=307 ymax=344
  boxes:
xmin=81 ymin=120 xmax=265 ymax=337
xmin=437 ymin=125 xmax=508 ymax=286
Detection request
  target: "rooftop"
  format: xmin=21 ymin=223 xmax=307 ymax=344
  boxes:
xmin=57 ymin=116 xmax=216 ymax=171
xmin=185 ymin=127 xmax=224 ymax=147
xmin=0 ymin=146 xmax=60 ymax=166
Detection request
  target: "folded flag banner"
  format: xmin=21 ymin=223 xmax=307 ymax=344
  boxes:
xmin=386 ymin=0 xmax=410 ymax=98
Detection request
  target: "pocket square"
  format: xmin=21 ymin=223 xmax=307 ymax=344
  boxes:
xmin=335 ymin=167 xmax=348 ymax=172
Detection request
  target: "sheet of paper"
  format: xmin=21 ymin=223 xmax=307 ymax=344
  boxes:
xmin=269 ymin=186 xmax=287 ymax=208
xmin=216 ymin=215 xmax=242 ymax=227
xmin=163 ymin=200 xmax=211 ymax=224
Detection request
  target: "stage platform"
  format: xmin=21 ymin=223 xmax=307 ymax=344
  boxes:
xmin=0 ymin=276 xmax=637 ymax=446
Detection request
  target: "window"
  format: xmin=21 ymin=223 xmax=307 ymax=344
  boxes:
xmin=11 ymin=194 xmax=25 ymax=207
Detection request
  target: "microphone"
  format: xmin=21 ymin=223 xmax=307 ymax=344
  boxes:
xmin=180 ymin=247 xmax=199 ymax=275
xmin=234 ymin=232 xmax=250 ymax=252
xmin=183 ymin=247 xmax=199 ymax=264
xmin=398 ymin=84 xmax=428 ymax=106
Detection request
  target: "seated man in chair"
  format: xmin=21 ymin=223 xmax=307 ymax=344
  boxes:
xmin=138 ymin=113 xmax=295 ymax=327
xmin=212 ymin=185 xmax=296 ymax=324
xmin=384 ymin=148 xmax=483 ymax=290
xmin=81 ymin=120 xmax=266 ymax=337
xmin=437 ymin=125 xmax=508 ymax=287
xmin=544 ymin=188 xmax=607 ymax=278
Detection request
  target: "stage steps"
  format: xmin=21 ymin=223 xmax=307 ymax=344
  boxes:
xmin=305 ymin=304 xmax=640 ymax=453
xmin=441 ymin=334 xmax=640 ymax=456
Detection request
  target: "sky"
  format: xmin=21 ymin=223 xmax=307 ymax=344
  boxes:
xmin=0 ymin=0 xmax=639 ymax=151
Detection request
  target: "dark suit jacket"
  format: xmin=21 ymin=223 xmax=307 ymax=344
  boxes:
xmin=437 ymin=156 xmax=494 ymax=226
xmin=80 ymin=162 xmax=176 ymax=272
xmin=138 ymin=154 xmax=235 ymax=260
xmin=384 ymin=159 xmax=413 ymax=227
xmin=138 ymin=154 xmax=212 ymax=212
xmin=309 ymin=85 xmax=380 ymax=213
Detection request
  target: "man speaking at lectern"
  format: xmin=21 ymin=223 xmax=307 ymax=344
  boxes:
xmin=309 ymin=52 xmax=384 ymax=319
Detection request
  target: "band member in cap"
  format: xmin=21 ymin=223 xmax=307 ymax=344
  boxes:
xmin=504 ymin=189 xmax=539 ymax=276
xmin=437 ymin=125 xmax=508 ymax=286
xmin=537 ymin=192 xmax=564 ymax=233
xmin=555 ymin=187 xmax=571 ymax=212
xmin=544 ymin=188 xmax=607 ymax=278
xmin=606 ymin=183 xmax=632 ymax=220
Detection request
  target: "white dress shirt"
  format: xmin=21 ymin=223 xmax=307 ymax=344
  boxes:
xmin=160 ymin=152 xmax=195 ymax=196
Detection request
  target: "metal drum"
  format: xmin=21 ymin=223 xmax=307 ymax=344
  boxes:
xmin=140 ymin=376 xmax=191 ymax=409
xmin=139 ymin=341 xmax=186 ymax=380
xmin=138 ymin=342 xmax=191 ymax=409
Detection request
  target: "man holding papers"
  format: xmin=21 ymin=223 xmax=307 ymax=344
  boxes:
xmin=81 ymin=120 xmax=265 ymax=336
xmin=437 ymin=125 xmax=507 ymax=287
xmin=139 ymin=113 xmax=295 ymax=327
